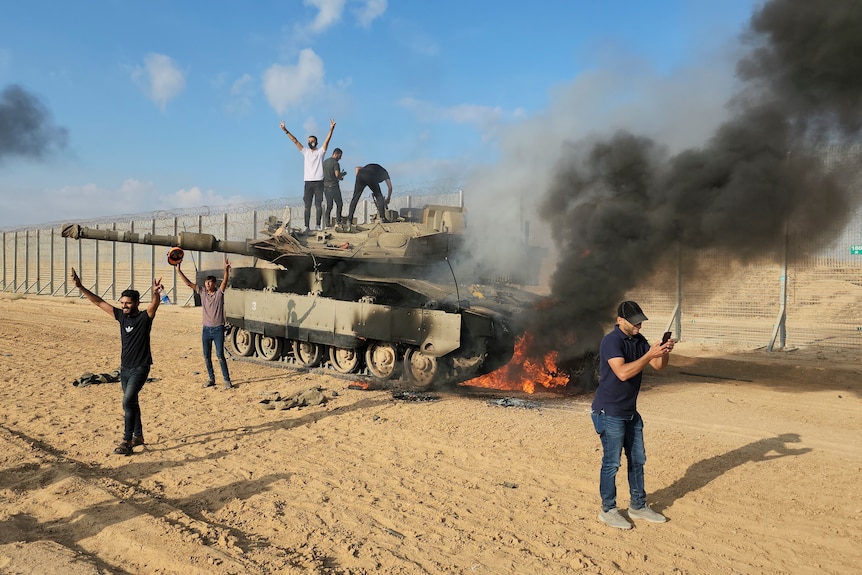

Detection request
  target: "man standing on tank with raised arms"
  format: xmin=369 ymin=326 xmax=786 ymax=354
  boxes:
xmin=280 ymin=118 xmax=336 ymax=233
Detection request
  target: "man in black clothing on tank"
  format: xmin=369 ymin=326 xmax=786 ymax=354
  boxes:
xmin=345 ymin=163 xmax=393 ymax=228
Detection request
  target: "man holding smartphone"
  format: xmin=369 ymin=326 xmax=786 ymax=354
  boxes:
xmin=591 ymin=300 xmax=674 ymax=529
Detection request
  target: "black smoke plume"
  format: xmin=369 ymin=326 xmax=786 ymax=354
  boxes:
xmin=0 ymin=84 xmax=68 ymax=163
xmin=530 ymin=0 xmax=862 ymax=361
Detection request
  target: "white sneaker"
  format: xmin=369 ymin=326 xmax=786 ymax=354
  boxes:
xmin=598 ymin=508 xmax=632 ymax=529
xmin=628 ymin=505 xmax=667 ymax=523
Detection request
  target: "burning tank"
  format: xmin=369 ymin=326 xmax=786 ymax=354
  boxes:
xmin=61 ymin=206 xmax=540 ymax=389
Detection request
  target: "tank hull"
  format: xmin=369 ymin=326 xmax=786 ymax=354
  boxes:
xmin=216 ymin=266 xmax=522 ymax=388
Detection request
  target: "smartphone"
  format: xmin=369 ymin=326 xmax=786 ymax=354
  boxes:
xmin=661 ymin=331 xmax=672 ymax=344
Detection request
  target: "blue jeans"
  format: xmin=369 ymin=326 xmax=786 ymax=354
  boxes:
xmin=203 ymin=325 xmax=230 ymax=383
xmin=120 ymin=365 xmax=149 ymax=441
xmin=591 ymin=410 xmax=647 ymax=511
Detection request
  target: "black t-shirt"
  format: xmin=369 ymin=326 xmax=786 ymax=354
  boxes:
xmin=113 ymin=307 xmax=154 ymax=368
xmin=358 ymin=164 xmax=389 ymax=183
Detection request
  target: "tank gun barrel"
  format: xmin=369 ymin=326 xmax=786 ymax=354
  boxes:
xmin=61 ymin=224 xmax=254 ymax=257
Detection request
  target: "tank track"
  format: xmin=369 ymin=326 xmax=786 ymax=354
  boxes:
xmin=227 ymin=349 xmax=396 ymax=389
xmin=223 ymin=325 xmax=487 ymax=392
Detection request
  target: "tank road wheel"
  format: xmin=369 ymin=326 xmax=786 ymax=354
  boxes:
xmin=365 ymin=342 xmax=400 ymax=380
xmin=329 ymin=346 xmax=362 ymax=374
xmin=404 ymin=348 xmax=446 ymax=389
xmin=292 ymin=340 xmax=324 ymax=368
xmin=231 ymin=328 xmax=255 ymax=357
xmin=255 ymin=334 xmax=284 ymax=361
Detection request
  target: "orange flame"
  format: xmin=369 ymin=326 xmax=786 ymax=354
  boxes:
xmin=463 ymin=332 xmax=569 ymax=393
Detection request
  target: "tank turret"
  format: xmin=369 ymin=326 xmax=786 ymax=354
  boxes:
xmin=62 ymin=205 xmax=539 ymax=389
xmin=64 ymin=204 xmax=465 ymax=271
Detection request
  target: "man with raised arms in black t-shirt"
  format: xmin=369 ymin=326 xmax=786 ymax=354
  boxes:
xmin=71 ymin=267 xmax=162 ymax=456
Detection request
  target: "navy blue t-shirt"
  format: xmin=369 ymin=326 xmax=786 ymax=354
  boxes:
xmin=113 ymin=307 xmax=154 ymax=368
xmin=591 ymin=325 xmax=650 ymax=417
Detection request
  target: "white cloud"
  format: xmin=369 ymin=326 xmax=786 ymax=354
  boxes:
xmin=0 ymin=178 xmax=254 ymax=229
xmin=64 ymin=180 xmax=158 ymax=213
xmin=399 ymin=97 xmax=506 ymax=140
xmin=117 ymin=178 xmax=158 ymax=199
xmin=305 ymin=0 xmax=345 ymax=32
xmin=211 ymin=72 xmax=227 ymax=89
xmin=170 ymin=186 xmax=243 ymax=209
xmin=231 ymin=74 xmax=254 ymax=96
xmin=131 ymin=53 xmax=186 ymax=111
xmin=355 ymin=0 xmax=387 ymax=27
xmin=223 ymin=73 xmax=255 ymax=116
xmin=263 ymin=49 xmax=325 ymax=115
xmin=50 ymin=179 xmax=159 ymax=220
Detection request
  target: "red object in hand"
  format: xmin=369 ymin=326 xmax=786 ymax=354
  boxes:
xmin=167 ymin=247 xmax=184 ymax=266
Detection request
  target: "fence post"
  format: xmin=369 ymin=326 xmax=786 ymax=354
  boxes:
xmin=768 ymin=223 xmax=789 ymax=351
xmin=24 ymin=230 xmax=30 ymax=293
xmin=93 ymin=225 xmax=101 ymax=297
xmin=130 ymin=220 xmax=136 ymax=293
xmin=672 ymin=241 xmax=682 ymax=340
xmin=148 ymin=219 xmax=156 ymax=298
xmin=76 ymin=232 xmax=83 ymax=298
xmin=171 ymin=216 xmax=179 ymax=303
xmin=111 ymin=222 xmax=117 ymax=302
xmin=48 ymin=228 xmax=55 ymax=295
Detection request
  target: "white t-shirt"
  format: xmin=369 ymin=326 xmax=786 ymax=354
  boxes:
xmin=302 ymin=147 xmax=326 ymax=181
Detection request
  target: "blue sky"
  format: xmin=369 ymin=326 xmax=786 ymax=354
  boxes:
xmin=0 ymin=0 xmax=759 ymax=229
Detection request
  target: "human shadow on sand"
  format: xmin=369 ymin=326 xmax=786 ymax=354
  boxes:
xmin=0 ymin=393 xmax=389 ymax=573
xmin=650 ymin=432 xmax=812 ymax=510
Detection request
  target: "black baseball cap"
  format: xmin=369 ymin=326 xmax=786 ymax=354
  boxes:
xmin=618 ymin=301 xmax=648 ymax=324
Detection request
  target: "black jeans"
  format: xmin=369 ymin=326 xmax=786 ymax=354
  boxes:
xmin=303 ymin=180 xmax=324 ymax=228
xmin=120 ymin=365 xmax=149 ymax=441
xmin=347 ymin=178 xmax=387 ymax=222
xmin=324 ymin=184 xmax=343 ymax=225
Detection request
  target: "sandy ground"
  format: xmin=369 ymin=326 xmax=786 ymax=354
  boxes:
xmin=0 ymin=294 xmax=860 ymax=575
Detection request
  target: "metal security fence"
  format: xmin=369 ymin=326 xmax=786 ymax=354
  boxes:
xmin=628 ymin=202 xmax=862 ymax=351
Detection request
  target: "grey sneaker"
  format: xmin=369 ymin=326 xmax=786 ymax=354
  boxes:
xmin=628 ymin=505 xmax=667 ymax=523
xmin=223 ymin=381 xmax=233 ymax=390
xmin=598 ymin=508 xmax=632 ymax=530
xmin=202 ymin=380 xmax=215 ymax=388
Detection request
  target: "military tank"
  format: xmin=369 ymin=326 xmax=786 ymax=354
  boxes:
xmin=61 ymin=206 xmax=540 ymax=389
